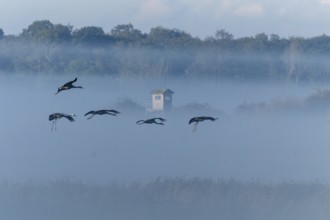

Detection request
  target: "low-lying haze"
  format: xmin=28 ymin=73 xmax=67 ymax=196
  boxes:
xmin=0 ymin=74 xmax=329 ymax=184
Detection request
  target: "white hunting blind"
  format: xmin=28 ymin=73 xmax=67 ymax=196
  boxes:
xmin=151 ymin=89 xmax=174 ymax=111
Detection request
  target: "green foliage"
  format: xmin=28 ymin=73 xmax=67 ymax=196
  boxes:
xmin=111 ymin=23 xmax=145 ymax=43
xmin=20 ymin=20 xmax=54 ymax=42
xmin=0 ymin=28 xmax=4 ymax=40
xmin=2 ymin=20 xmax=330 ymax=81
xmin=52 ymin=24 xmax=73 ymax=43
xmin=215 ymin=29 xmax=234 ymax=40
xmin=72 ymin=26 xmax=110 ymax=45
xmin=148 ymin=26 xmax=198 ymax=48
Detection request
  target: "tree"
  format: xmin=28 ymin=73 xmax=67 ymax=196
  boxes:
xmin=72 ymin=26 xmax=109 ymax=45
xmin=283 ymin=38 xmax=305 ymax=83
xmin=215 ymin=29 xmax=234 ymax=40
xmin=52 ymin=24 xmax=73 ymax=43
xmin=254 ymin=33 xmax=269 ymax=51
xmin=270 ymin=34 xmax=280 ymax=42
xmin=110 ymin=23 xmax=145 ymax=42
xmin=20 ymin=20 xmax=55 ymax=43
xmin=148 ymin=26 xmax=195 ymax=48
xmin=0 ymin=28 xmax=4 ymax=40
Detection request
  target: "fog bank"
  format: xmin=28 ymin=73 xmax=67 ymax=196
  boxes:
xmin=0 ymin=74 xmax=329 ymax=184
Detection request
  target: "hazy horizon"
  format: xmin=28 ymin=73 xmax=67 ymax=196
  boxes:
xmin=1 ymin=0 xmax=330 ymax=39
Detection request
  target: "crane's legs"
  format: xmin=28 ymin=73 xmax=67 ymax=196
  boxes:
xmin=51 ymin=119 xmax=57 ymax=131
xmin=193 ymin=122 xmax=198 ymax=132
xmin=87 ymin=114 xmax=94 ymax=120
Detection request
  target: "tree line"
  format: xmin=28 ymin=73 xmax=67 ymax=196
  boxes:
xmin=1 ymin=20 xmax=330 ymax=82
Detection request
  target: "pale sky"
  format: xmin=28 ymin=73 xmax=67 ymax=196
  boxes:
xmin=1 ymin=0 xmax=330 ymax=38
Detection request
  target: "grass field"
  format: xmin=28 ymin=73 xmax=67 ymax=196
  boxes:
xmin=0 ymin=177 xmax=329 ymax=220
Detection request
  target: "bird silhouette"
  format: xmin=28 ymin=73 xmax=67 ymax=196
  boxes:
xmin=136 ymin=117 xmax=166 ymax=125
xmin=189 ymin=116 xmax=218 ymax=132
xmin=49 ymin=112 xmax=76 ymax=131
xmin=55 ymin=77 xmax=83 ymax=95
xmin=84 ymin=109 xmax=120 ymax=119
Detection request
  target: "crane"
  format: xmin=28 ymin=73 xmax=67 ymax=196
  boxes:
xmin=136 ymin=117 xmax=166 ymax=125
xmin=84 ymin=109 xmax=120 ymax=119
xmin=189 ymin=116 xmax=218 ymax=132
xmin=55 ymin=77 xmax=83 ymax=95
xmin=49 ymin=112 xmax=76 ymax=131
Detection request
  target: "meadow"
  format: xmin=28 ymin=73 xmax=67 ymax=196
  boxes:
xmin=1 ymin=177 xmax=329 ymax=220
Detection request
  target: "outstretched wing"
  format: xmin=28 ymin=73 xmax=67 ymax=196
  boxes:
xmin=154 ymin=117 xmax=166 ymax=122
xmin=62 ymin=114 xmax=75 ymax=122
xmin=84 ymin=111 xmax=94 ymax=116
xmin=106 ymin=109 xmax=120 ymax=114
xmin=148 ymin=118 xmax=164 ymax=125
xmin=189 ymin=117 xmax=198 ymax=124
xmin=136 ymin=120 xmax=145 ymax=124
xmin=62 ymin=77 xmax=77 ymax=87
xmin=203 ymin=116 xmax=218 ymax=121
